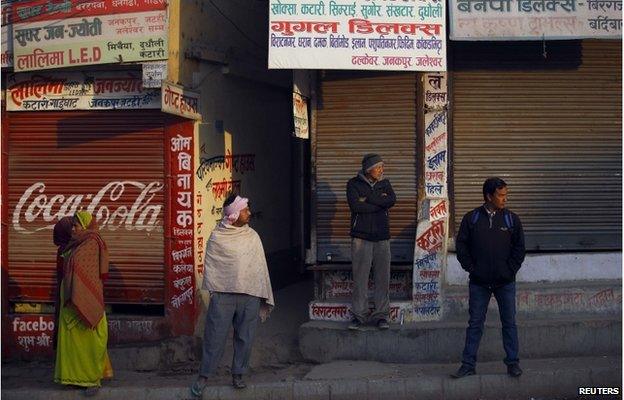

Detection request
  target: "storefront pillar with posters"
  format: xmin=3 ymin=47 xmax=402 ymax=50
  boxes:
xmin=161 ymin=81 xmax=201 ymax=335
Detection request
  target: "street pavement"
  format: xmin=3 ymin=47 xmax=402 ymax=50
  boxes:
xmin=2 ymin=355 xmax=621 ymax=399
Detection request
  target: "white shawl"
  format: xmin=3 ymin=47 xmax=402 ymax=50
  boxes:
xmin=202 ymin=222 xmax=275 ymax=311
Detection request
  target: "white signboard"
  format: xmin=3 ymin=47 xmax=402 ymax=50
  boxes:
xmin=7 ymin=70 xmax=160 ymax=111
xmin=161 ymin=82 xmax=201 ymax=120
xmin=12 ymin=10 xmax=168 ymax=71
xmin=142 ymin=60 xmax=167 ymax=88
xmin=449 ymin=0 xmax=622 ymax=40
xmin=268 ymin=0 xmax=447 ymax=71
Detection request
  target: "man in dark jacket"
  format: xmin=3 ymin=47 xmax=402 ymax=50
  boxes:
xmin=346 ymin=153 xmax=396 ymax=330
xmin=452 ymin=177 xmax=525 ymax=379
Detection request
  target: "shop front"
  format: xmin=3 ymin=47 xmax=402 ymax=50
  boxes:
xmin=2 ymin=70 xmax=197 ymax=358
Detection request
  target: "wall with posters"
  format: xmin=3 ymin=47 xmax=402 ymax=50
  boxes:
xmin=164 ymin=1 xmax=296 ymax=300
xmin=191 ymin=68 xmax=294 ymax=285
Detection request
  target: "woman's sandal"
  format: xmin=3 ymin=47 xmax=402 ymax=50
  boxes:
xmin=190 ymin=377 xmax=208 ymax=397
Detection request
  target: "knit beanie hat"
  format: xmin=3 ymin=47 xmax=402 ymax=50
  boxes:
xmin=361 ymin=153 xmax=383 ymax=172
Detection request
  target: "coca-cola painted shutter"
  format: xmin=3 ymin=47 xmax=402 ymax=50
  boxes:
xmin=7 ymin=110 xmax=165 ymax=305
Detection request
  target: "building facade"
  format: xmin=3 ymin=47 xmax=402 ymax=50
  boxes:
xmin=1 ymin=0 xmax=296 ymax=359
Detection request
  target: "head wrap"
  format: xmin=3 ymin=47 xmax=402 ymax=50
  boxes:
xmin=223 ymin=196 xmax=249 ymax=225
xmin=53 ymin=216 xmax=74 ymax=250
xmin=74 ymin=211 xmax=93 ymax=230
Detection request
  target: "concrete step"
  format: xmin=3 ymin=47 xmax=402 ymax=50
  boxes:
xmin=106 ymin=335 xmax=200 ymax=372
xmin=2 ymin=356 xmax=620 ymax=400
xmin=299 ymin=315 xmax=622 ymax=364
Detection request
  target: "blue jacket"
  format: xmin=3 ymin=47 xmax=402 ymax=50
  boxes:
xmin=456 ymin=206 xmax=526 ymax=287
xmin=346 ymin=172 xmax=396 ymax=242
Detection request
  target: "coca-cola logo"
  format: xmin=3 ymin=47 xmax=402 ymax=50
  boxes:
xmin=12 ymin=181 xmax=164 ymax=234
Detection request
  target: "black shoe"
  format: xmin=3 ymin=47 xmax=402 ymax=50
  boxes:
xmin=377 ymin=319 xmax=390 ymax=330
xmin=507 ymin=364 xmax=522 ymax=377
xmin=451 ymin=365 xmax=476 ymax=379
xmin=348 ymin=318 xmax=362 ymax=330
xmin=232 ymin=374 xmax=246 ymax=389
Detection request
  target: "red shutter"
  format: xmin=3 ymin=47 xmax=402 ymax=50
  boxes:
xmin=7 ymin=110 xmax=166 ymax=305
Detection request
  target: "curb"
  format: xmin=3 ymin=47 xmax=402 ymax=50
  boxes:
xmin=3 ymin=362 xmax=620 ymax=400
xmin=299 ymin=317 xmax=622 ymax=364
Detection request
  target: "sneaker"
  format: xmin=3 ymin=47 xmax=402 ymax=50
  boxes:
xmin=507 ymin=364 xmax=522 ymax=377
xmin=232 ymin=374 xmax=247 ymax=389
xmin=83 ymin=387 xmax=99 ymax=397
xmin=348 ymin=318 xmax=362 ymax=330
xmin=377 ymin=319 xmax=390 ymax=330
xmin=451 ymin=365 xmax=476 ymax=379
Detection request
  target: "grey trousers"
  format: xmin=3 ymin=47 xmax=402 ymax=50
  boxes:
xmin=351 ymin=238 xmax=391 ymax=323
xmin=199 ymin=292 xmax=260 ymax=377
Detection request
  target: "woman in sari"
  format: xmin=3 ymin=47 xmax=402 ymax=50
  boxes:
xmin=54 ymin=211 xmax=113 ymax=396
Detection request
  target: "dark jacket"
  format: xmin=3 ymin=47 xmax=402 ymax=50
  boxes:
xmin=456 ymin=206 xmax=526 ymax=287
xmin=346 ymin=172 xmax=396 ymax=242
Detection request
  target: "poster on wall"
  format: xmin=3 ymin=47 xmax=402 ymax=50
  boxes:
xmin=168 ymin=127 xmax=196 ymax=324
xmin=293 ymin=92 xmax=309 ymax=139
xmin=268 ymin=0 xmax=447 ymax=71
xmin=2 ymin=1 xmax=14 ymax=68
xmin=412 ymin=218 xmax=446 ymax=321
xmin=449 ymin=0 xmax=622 ymax=40
xmin=423 ymin=73 xmax=448 ymax=199
xmin=142 ymin=60 xmax=167 ymax=88
xmin=12 ymin=3 xmax=168 ymax=72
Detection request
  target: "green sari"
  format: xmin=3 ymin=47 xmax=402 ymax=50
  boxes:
xmin=54 ymin=281 xmax=112 ymax=387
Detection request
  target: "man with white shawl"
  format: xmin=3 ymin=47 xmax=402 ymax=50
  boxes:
xmin=191 ymin=194 xmax=274 ymax=396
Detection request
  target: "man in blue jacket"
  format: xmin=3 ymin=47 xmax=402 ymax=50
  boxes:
xmin=346 ymin=154 xmax=396 ymax=330
xmin=452 ymin=177 xmax=526 ymax=379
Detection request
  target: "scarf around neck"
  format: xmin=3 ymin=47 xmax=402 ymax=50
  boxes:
xmin=62 ymin=214 xmax=109 ymax=328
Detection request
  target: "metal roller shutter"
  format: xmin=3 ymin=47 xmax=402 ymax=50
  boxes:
xmin=452 ymin=40 xmax=622 ymax=250
xmin=7 ymin=110 xmax=166 ymax=304
xmin=316 ymin=72 xmax=418 ymax=262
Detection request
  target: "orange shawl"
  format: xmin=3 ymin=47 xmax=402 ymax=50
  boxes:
xmin=62 ymin=219 xmax=109 ymax=329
